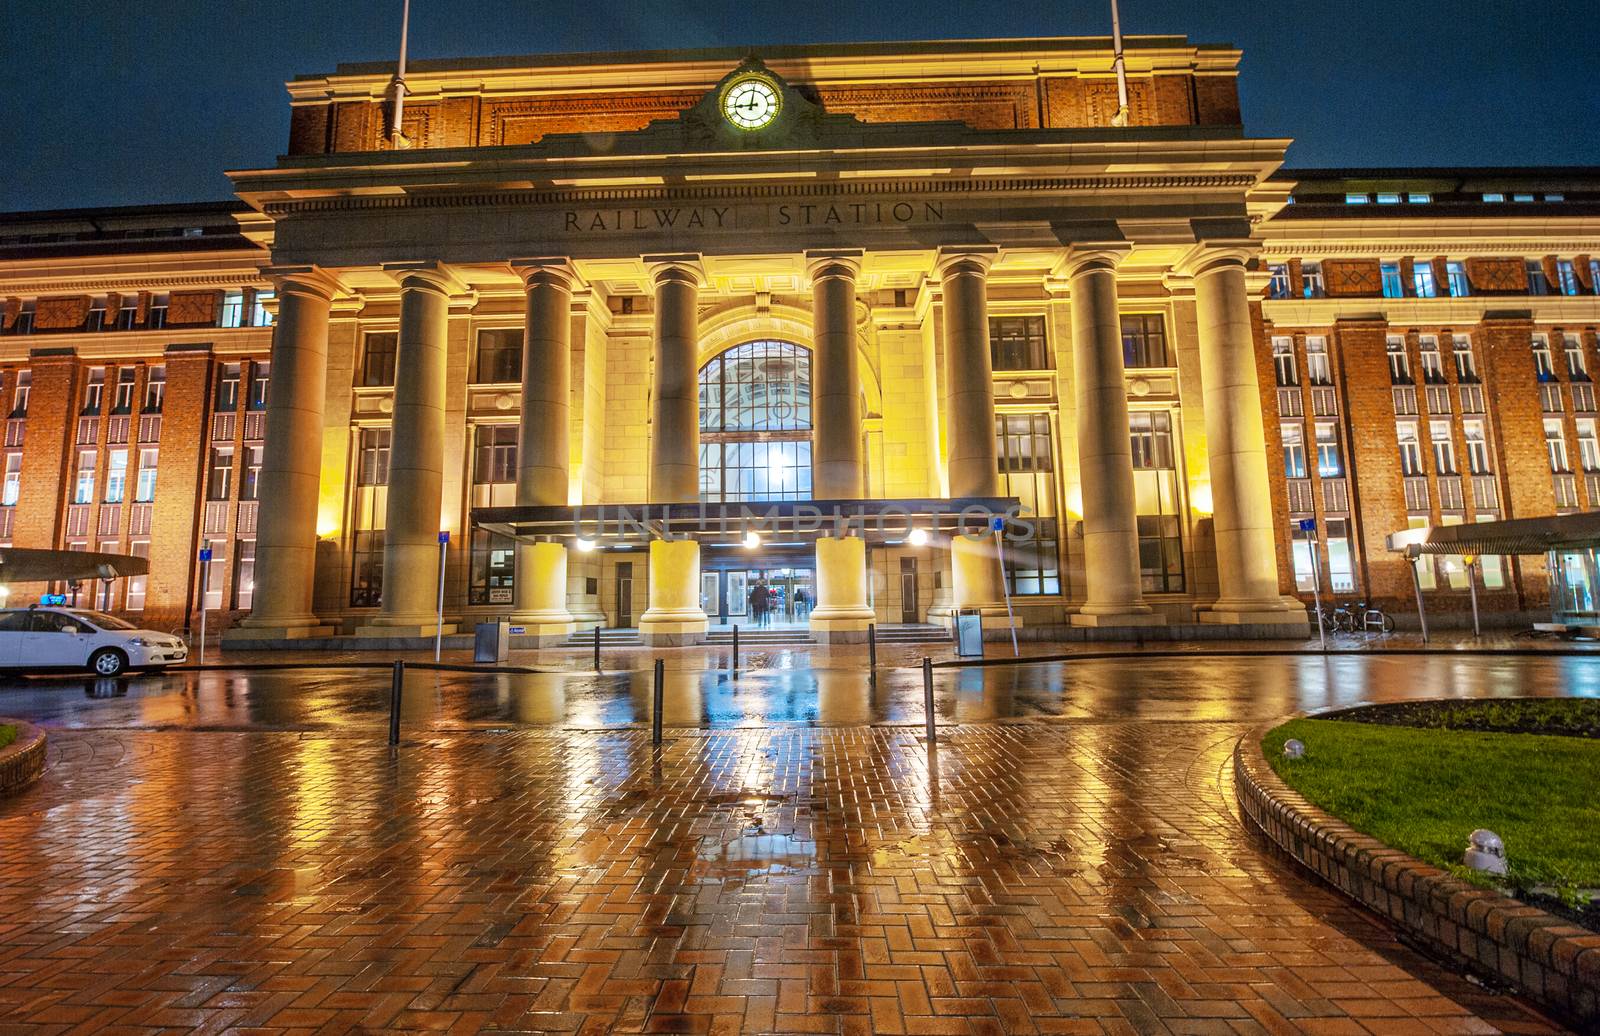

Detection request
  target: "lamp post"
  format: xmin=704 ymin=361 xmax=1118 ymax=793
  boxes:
xmin=434 ymin=530 xmax=449 ymax=662
xmin=1464 ymin=554 xmax=1482 ymax=638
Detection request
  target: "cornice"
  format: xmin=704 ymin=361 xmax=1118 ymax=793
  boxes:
xmin=1261 ymin=296 xmax=1600 ymax=326
xmin=0 ymin=271 xmax=268 ymax=295
xmin=1261 ymin=239 xmax=1600 ymax=257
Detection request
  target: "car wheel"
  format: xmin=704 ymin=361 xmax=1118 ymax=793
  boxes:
xmin=89 ymin=648 xmax=127 ymax=677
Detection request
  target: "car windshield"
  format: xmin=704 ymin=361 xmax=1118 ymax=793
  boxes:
xmin=71 ymin=610 xmax=137 ymax=631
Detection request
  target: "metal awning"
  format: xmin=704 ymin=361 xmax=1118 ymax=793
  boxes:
xmin=474 ymin=497 xmax=1024 ymax=546
xmin=1387 ymin=511 xmax=1600 ymax=556
xmin=0 ymin=547 xmax=150 ymax=583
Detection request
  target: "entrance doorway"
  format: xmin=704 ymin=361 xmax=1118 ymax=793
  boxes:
xmin=900 ymin=556 xmax=919 ymax=622
xmin=704 ymin=566 xmax=816 ymax=626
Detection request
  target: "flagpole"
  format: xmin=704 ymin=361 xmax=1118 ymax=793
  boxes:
xmin=389 ymin=0 xmax=412 ymax=147
xmin=1109 ymin=0 xmax=1130 ymax=127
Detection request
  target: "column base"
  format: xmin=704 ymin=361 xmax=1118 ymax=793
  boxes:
xmin=637 ymin=616 xmax=707 ymax=647
xmin=223 ymin=622 xmax=335 ymax=644
xmin=809 ymin=606 xmax=875 ymax=643
xmin=1199 ymin=598 xmax=1310 ymax=628
xmin=353 ymin=620 xmax=458 ymax=638
xmin=507 ymin=617 xmax=576 ymax=645
xmin=1070 ymin=609 xmax=1167 ymax=628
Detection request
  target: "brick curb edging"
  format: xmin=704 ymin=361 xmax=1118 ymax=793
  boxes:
xmin=0 ymin=720 xmax=45 ymax=794
xmin=1233 ymin=723 xmax=1600 ymax=1029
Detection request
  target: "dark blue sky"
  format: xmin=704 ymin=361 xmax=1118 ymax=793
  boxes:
xmin=2 ymin=1 xmax=1595 ymax=213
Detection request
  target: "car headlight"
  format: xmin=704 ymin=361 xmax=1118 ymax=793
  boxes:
xmin=128 ymin=637 xmax=154 ymax=647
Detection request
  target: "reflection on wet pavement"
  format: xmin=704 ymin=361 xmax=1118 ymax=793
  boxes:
xmin=1 ymin=652 xmax=1597 ymax=732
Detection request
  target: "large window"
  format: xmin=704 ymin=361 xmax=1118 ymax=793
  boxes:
xmin=474 ymin=328 xmax=523 ymax=384
xmin=1397 ymin=422 xmax=1424 ymax=476
xmin=10 ymin=370 xmax=29 ymax=417
xmin=1430 ymin=420 xmax=1457 ymax=476
xmin=82 ymin=368 xmax=105 ymax=415
xmin=1447 ymin=262 xmax=1471 ymax=298
xmin=1545 ymin=418 xmax=1570 ymax=473
xmin=143 ymin=366 xmax=165 ymax=412
xmin=469 ymin=423 xmax=518 ymax=606
xmin=112 ymin=368 xmax=135 ymax=414
xmin=350 ymin=427 xmax=390 ymax=607
xmin=1386 ymin=336 xmax=1412 ymax=384
xmin=73 ymin=449 xmax=96 ymax=504
xmin=1305 ymin=336 xmax=1332 ymax=385
xmin=472 ymin=425 xmax=518 ymax=485
xmin=989 ymin=316 xmax=1049 ymax=371
xmin=241 ymin=445 xmax=263 ymax=500
xmin=1282 ymin=422 xmax=1307 ymax=479
xmin=356 ymin=428 xmax=392 ymax=486
xmin=698 ymin=341 xmax=813 ymax=502
xmin=1464 ymin=420 xmax=1491 ymax=474
xmin=235 ymin=540 xmax=256 ymax=609
xmin=208 ymin=447 xmax=234 ymax=500
xmin=1129 ymin=411 xmax=1184 ymax=593
xmin=1532 ymin=335 xmax=1555 ymax=380
xmin=360 ymin=333 xmax=398 ymax=387
xmin=1315 ymin=420 xmax=1343 ymax=477
xmin=105 ymin=449 xmax=128 ymax=503
xmin=1413 ymin=263 xmax=1439 ymax=298
xmin=1272 ymin=336 xmax=1298 ymax=386
xmin=1453 ymin=335 xmax=1478 ymax=382
xmin=216 ymin=363 xmax=240 ymax=411
xmin=247 ymin=361 xmax=271 ymax=410
xmin=1418 ymin=336 xmax=1445 ymax=384
xmin=1120 ymin=314 xmax=1169 ymax=369
xmin=134 ymin=448 xmax=158 ymax=502
xmin=994 ymin=414 xmax=1058 ymax=596
xmin=350 ymin=531 xmax=384 ymax=608
xmin=1 ymin=451 xmax=19 ymax=506
xmin=1381 ymin=263 xmax=1404 ymax=299
xmin=1565 ymin=334 xmax=1588 ymax=380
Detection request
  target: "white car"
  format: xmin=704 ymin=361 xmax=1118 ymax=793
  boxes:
xmin=0 ymin=607 xmax=188 ymax=676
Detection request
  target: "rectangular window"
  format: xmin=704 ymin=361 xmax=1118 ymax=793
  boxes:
xmin=82 ymin=367 xmax=105 ymax=415
xmin=1592 ymin=260 xmax=1600 ymax=297
xmin=148 ymin=295 xmax=168 ymax=329
xmin=1527 ymin=261 xmax=1551 ymax=296
xmin=1418 ymin=336 xmax=1445 ymax=383
xmin=1557 ymin=261 xmax=1581 ymax=296
xmin=1305 ymin=336 xmax=1331 ymax=385
xmin=1483 ymin=192 xmax=1505 ymax=203
xmin=995 ymin=413 xmax=1059 ymax=595
xmin=115 ymin=297 xmax=137 ymax=331
xmin=235 ymin=540 xmax=256 ymax=609
xmin=1408 ymin=193 xmax=1432 ymax=204
xmin=112 ymin=368 xmax=136 ymax=414
xmin=247 ymin=361 xmax=270 ymax=409
xmin=86 ymin=299 xmax=105 ymax=332
xmin=1513 ymin=193 xmax=1535 ymax=203
xmin=1430 ymin=420 xmax=1457 ymax=475
xmin=1376 ymin=192 xmax=1401 ymax=205
xmin=356 ymin=428 xmax=391 ymax=486
xmin=220 ymin=291 xmax=245 ymax=329
xmin=1282 ymin=422 xmax=1307 ymax=479
xmin=104 ymin=448 xmax=128 ymax=503
xmin=472 ymin=424 xmax=518 ymax=484
xmin=1326 ymin=517 xmax=1355 ymax=593
xmin=208 ymin=447 xmax=234 ymax=500
xmin=1464 ymin=420 xmax=1491 ymax=475
xmin=1380 ymin=263 xmax=1404 ymax=298
xmin=1119 ymin=314 xmax=1169 ymax=369
xmin=1267 ymin=265 xmax=1291 ymax=300
xmin=988 ymin=316 xmax=1050 ymax=371
xmin=360 ymin=333 xmax=398 ymax=387
xmin=1413 ymin=263 xmax=1439 ymax=298
xmin=1 ymin=451 xmax=20 ymax=506
xmin=201 ymin=538 xmax=226 ymax=610
xmin=1129 ymin=411 xmax=1184 ymax=593
xmin=474 ymin=328 xmax=524 ymax=384
xmin=250 ymin=290 xmax=275 ymax=328
xmin=134 ymin=447 xmax=158 ymax=502
xmin=350 ymin=530 xmax=385 ymax=607
xmin=241 ymin=444 xmax=263 ymax=500
xmin=1453 ymin=335 xmax=1478 ymax=382
xmin=1386 ymin=336 xmax=1412 ymax=384
xmin=1409 ymin=516 xmax=1436 ymax=590
xmin=468 ymin=529 xmax=517 ymax=605
xmin=73 ymin=449 xmax=96 ymax=504
xmin=1272 ymin=336 xmax=1298 ymax=386
xmin=10 ymin=370 xmax=29 ymax=418
xmin=143 ymin=365 xmax=165 ymax=412
xmin=215 ymin=363 xmax=240 ymax=410
xmin=1579 ymin=419 xmax=1600 ymax=473
xmin=1446 ymin=261 xmax=1470 ymax=297
xmin=1532 ymin=334 xmax=1556 ymax=380
xmin=1564 ymin=334 xmax=1588 ymax=380
xmin=125 ymin=540 xmax=149 ymax=611
xmin=1397 ymin=422 xmax=1424 ymax=476
xmin=1546 ymin=418 xmax=1570 ymax=472
xmin=1476 ymin=515 xmax=1506 ymax=589
xmin=1345 ymin=193 xmax=1369 ymax=204
xmin=1289 ymin=523 xmax=1316 ymax=592
xmin=1315 ymin=420 xmax=1342 ymax=477
xmin=1301 ymin=262 xmax=1325 ymax=298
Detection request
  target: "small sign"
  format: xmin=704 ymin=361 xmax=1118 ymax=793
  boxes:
xmin=1297 ymin=519 xmax=1317 ymax=532
xmin=41 ymin=593 xmax=67 ymax=606
xmin=489 ymin=588 xmax=513 ymax=604
xmin=438 ymin=531 xmax=451 ymax=545
xmin=990 ymin=516 xmax=1006 ymax=532
xmin=198 ymin=547 xmax=213 ymax=562
xmin=508 ymin=626 xmax=526 ymax=635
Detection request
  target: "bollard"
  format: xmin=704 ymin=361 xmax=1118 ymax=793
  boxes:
xmin=651 ymin=657 xmax=665 ymax=745
xmin=593 ymin=626 xmax=602 ymax=672
xmin=388 ymin=659 xmax=405 ymax=746
xmin=868 ymin=623 xmax=877 ymax=669
xmin=922 ymin=656 xmax=936 ymax=745
xmin=732 ymin=624 xmax=739 ymax=673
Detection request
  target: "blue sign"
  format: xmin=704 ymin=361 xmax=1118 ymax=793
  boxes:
xmin=990 ymin=516 xmax=1006 ymax=532
xmin=198 ymin=547 xmax=213 ymax=562
xmin=1297 ymin=519 xmax=1317 ymax=533
xmin=438 ymin=531 xmax=451 ymax=545
xmin=40 ymin=593 xmax=67 ymax=606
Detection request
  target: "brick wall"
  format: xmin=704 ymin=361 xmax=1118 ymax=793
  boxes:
xmin=143 ymin=349 xmax=211 ymax=626
xmin=166 ymin=290 xmax=220 ymax=327
xmin=12 ymin=354 xmax=77 ymax=549
xmin=1333 ymin=319 xmax=1413 ymax=607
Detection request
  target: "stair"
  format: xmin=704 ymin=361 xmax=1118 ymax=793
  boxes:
xmin=872 ymin=623 xmax=953 ymax=643
xmin=707 ymin=628 xmax=815 ymax=646
xmin=562 ymin=627 xmax=641 ymax=647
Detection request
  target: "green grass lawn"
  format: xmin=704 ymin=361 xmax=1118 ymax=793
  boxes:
xmin=1328 ymin=698 xmax=1600 ymax=738
xmin=0 ymin=725 xmax=14 ymax=751
xmin=1265 ymin=718 xmax=1600 ymax=893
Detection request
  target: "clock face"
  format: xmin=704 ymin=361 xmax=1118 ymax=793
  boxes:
xmin=723 ymin=78 xmax=780 ymax=130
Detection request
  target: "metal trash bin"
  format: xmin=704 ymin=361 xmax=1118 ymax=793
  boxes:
xmin=474 ymin=620 xmax=510 ymax=663
xmin=955 ymin=609 xmax=985 ymax=657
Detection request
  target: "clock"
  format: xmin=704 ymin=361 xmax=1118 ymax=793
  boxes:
xmin=722 ymin=76 xmax=780 ymax=130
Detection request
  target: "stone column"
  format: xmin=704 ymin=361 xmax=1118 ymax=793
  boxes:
xmin=1187 ymin=246 xmax=1308 ymax=627
xmin=1065 ymin=245 xmax=1163 ymax=627
xmin=232 ymin=266 xmax=341 ymax=640
xmin=936 ymin=248 xmax=1006 ymax=622
xmin=360 ymin=262 xmax=460 ymax=636
xmin=806 ymin=251 xmax=874 ymax=641
xmin=639 ymin=256 xmax=708 ymax=644
xmin=508 ymin=259 xmax=578 ymax=645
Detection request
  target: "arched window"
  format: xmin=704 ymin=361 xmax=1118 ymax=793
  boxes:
xmin=698 ymin=341 xmax=812 ymax=501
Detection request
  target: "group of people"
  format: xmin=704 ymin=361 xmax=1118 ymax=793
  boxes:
xmin=746 ymin=580 xmax=810 ymax=626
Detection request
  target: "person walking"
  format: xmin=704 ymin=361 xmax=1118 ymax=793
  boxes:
xmin=749 ymin=581 xmax=768 ymax=628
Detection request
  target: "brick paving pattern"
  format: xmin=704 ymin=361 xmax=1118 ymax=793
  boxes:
xmin=0 ymin=720 xmax=1564 ymax=1033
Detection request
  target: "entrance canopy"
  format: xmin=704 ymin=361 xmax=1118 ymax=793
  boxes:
xmin=0 ymin=547 xmax=150 ymax=584
xmin=474 ymin=497 xmax=1022 ymax=547
xmin=1387 ymin=511 xmax=1600 ymax=557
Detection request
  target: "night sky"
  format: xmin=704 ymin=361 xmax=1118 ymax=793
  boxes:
xmin=2 ymin=1 xmax=1595 ymax=213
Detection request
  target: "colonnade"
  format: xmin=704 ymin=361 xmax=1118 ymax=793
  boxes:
xmin=234 ymin=244 xmax=1303 ymax=645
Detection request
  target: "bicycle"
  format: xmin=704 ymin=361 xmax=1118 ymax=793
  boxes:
xmin=1321 ymin=600 xmax=1395 ymax=634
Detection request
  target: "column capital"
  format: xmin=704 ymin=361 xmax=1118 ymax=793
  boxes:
xmin=509 ymin=257 xmax=581 ymax=292
xmin=381 ymin=260 xmax=469 ymax=296
xmin=1055 ymin=243 xmax=1132 ymax=280
xmin=642 ymin=253 xmax=705 ymax=290
xmin=260 ymin=264 xmax=346 ymax=302
xmin=1174 ymin=240 xmax=1260 ymax=278
xmin=805 ymin=249 xmax=864 ymax=284
xmin=933 ymin=245 xmax=999 ymax=280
